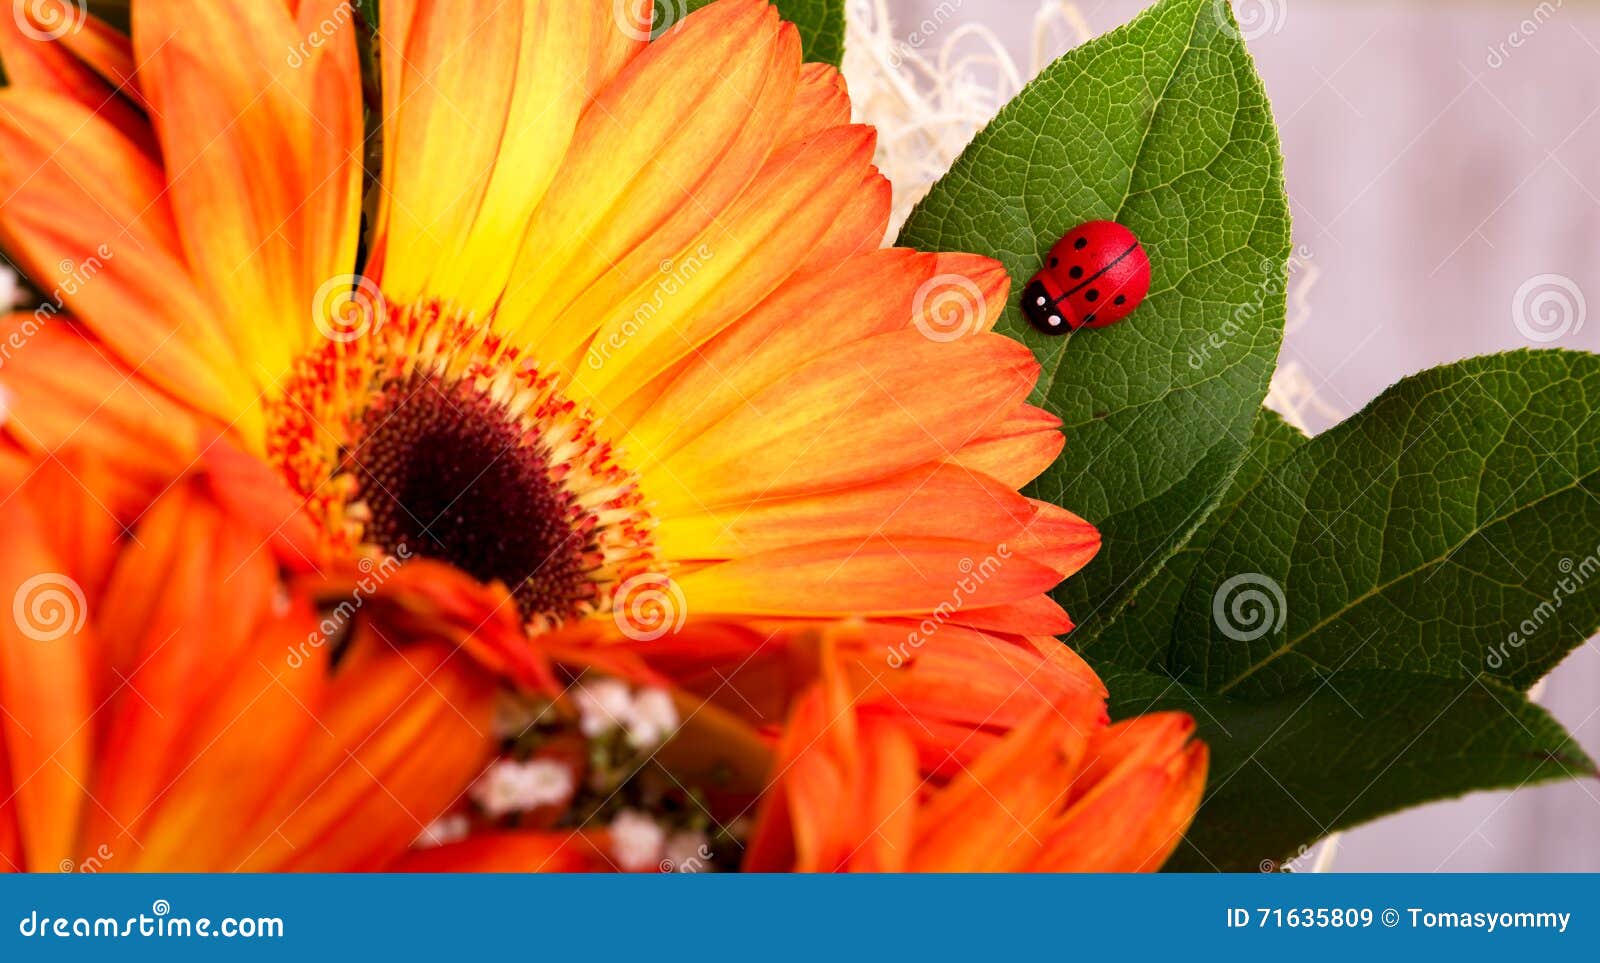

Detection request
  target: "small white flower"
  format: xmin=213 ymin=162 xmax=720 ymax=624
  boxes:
xmin=0 ymin=266 xmax=19 ymax=311
xmin=470 ymin=758 xmax=575 ymax=818
xmin=573 ymin=677 xmax=634 ymax=738
xmin=625 ymin=687 xmax=679 ymax=749
xmin=610 ymin=809 xmax=665 ymax=872
xmin=415 ymin=813 xmax=469 ymax=849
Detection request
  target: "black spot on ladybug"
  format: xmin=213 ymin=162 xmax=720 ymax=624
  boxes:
xmin=1069 ymin=266 xmax=1084 ymax=280
xmin=1048 ymin=256 xmax=1059 ymax=268
xmin=1084 ymin=313 xmax=1097 ymax=325
xmin=1073 ymin=237 xmax=1088 ymax=250
xmin=1085 ymin=289 xmax=1099 ymax=302
xmin=1114 ymin=295 xmax=1127 ymax=306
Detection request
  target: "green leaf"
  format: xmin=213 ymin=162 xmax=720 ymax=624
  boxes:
xmin=1172 ymin=350 xmax=1600 ymax=698
xmin=1088 ymin=408 xmax=1306 ymax=670
xmin=1106 ymin=666 xmax=1597 ymax=872
xmin=896 ymin=0 xmax=1291 ymax=646
xmin=682 ymin=0 xmax=845 ymax=66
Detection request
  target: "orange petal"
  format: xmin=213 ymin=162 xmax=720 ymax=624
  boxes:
xmin=0 ymin=316 xmax=201 ymax=517
xmin=947 ymin=403 xmax=1065 ymax=488
xmin=1036 ymin=713 xmax=1207 ymax=871
xmin=567 ymin=123 xmax=878 ymax=404
xmin=677 ymin=536 xmax=1063 ymax=618
xmin=0 ymin=92 xmax=247 ymax=422
xmin=745 ymin=650 xmax=919 ymax=872
xmin=630 ymin=249 xmax=946 ymax=458
xmin=789 ymin=167 xmax=891 ymax=277
xmin=133 ymin=0 xmax=362 ymax=385
xmin=0 ymin=469 xmax=97 ymax=871
xmin=497 ymin=0 xmax=797 ymax=353
xmin=652 ymin=331 xmax=1040 ymax=512
xmin=856 ymin=621 xmax=1103 ymax=739
xmin=373 ymin=0 xmax=595 ymax=313
xmin=910 ymin=701 xmax=1099 ymax=872
xmin=236 ymin=633 xmax=497 ymax=871
xmin=939 ymin=593 xmax=1075 ymax=636
xmin=0 ymin=717 xmax=19 ymax=871
xmin=1012 ymin=501 xmax=1101 ymax=578
xmin=775 ymin=62 xmax=852 ymax=145
xmin=77 ymin=478 xmax=323 ymax=865
xmin=592 ymin=2 xmax=649 ymax=90
xmin=0 ymin=9 xmax=150 ymax=147
xmin=654 ymin=461 xmax=1036 ymax=561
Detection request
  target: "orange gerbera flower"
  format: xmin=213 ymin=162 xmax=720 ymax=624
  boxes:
xmin=0 ymin=0 xmax=1090 ymax=648
xmin=743 ymin=644 xmax=1208 ymax=872
xmin=0 ymin=0 xmax=1206 ymax=871
xmin=0 ymin=450 xmax=500 ymax=871
xmin=0 ymin=445 xmax=795 ymax=872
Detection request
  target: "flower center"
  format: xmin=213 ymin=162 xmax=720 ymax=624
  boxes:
xmin=267 ymin=301 xmax=657 ymax=632
xmin=350 ymin=372 xmax=592 ymax=623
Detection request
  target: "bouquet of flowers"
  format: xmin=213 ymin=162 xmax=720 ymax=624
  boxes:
xmin=0 ymin=0 xmax=1591 ymax=874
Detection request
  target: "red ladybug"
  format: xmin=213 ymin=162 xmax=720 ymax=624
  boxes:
xmin=1020 ymin=220 xmax=1151 ymax=334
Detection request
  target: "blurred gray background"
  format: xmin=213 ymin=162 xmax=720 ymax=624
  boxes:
xmin=871 ymin=0 xmax=1600 ymax=870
